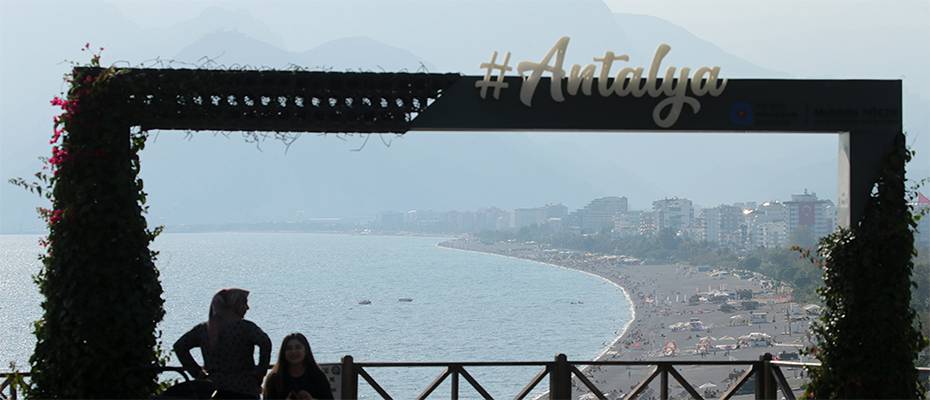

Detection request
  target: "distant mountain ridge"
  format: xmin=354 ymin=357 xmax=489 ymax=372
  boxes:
xmin=175 ymin=31 xmax=434 ymax=71
xmin=612 ymin=13 xmax=781 ymax=77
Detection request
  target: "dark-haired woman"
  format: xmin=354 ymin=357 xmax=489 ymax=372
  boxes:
xmin=262 ymin=333 xmax=334 ymax=400
xmin=174 ymin=288 xmax=272 ymax=399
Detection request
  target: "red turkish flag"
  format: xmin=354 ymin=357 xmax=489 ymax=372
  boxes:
xmin=918 ymin=192 xmax=930 ymax=205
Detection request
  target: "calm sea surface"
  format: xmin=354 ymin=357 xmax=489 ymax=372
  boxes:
xmin=1 ymin=232 xmax=631 ymax=398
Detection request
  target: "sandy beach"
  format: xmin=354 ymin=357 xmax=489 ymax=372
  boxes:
xmin=440 ymin=238 xmax=814 ymax=399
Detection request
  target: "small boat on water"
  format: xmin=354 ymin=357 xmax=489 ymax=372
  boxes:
xmin=398 ymin=298 xmax=413 ymax=302
xmin=358 ymin=300 xmax=371 ymax=305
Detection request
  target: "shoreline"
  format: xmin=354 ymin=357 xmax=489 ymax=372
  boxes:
xmin=438 ymin=237 xmax=813 ymax=398
xmin=436 ymin=241 xmax=637 ymax=366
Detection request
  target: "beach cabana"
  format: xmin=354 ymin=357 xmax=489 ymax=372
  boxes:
xmin=739 ymin=332 xmax=773 ymax=347
xmin=729 ymin=314 xmax=749 ymax=326
xmin=669 ymin=321 xmax=691 ymax=332
xmin=804 ymin=304 xmax=823 ymax=315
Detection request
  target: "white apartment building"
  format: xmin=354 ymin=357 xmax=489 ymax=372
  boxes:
xmin=652 ymin=197 xmax=693 ymax=234
xmin=580 ymin=196 xmax=628 ymax=233
xmin=514 ymin=203 xmax=569 ymax=229
xmin=746 ymin=201 xmax=789 ymax=248
xmin=514 ymin=207 xmax=548 ymax=228
xmin=614 ymin=211 xmax=643 ymax=237
xmin=703 ymin=204 xmax=744 ymax=247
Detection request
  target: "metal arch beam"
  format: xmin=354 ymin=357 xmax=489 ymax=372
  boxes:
xmin=411 ymin=77 xmax=902 ymax=226
xmin=85 ymin=67 xmax=902 ymax=227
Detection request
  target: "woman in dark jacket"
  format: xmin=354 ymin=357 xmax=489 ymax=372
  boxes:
xmin=174 ymin=288 xmax=272 ymax=399
xmin=262 ymin=333 xmax=333 ymax=400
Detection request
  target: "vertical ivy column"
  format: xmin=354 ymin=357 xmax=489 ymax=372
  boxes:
xmin=806 ymin=132 xmax=928 ymax=399
xmin=30 ymin=67 xmax=165 ymax=398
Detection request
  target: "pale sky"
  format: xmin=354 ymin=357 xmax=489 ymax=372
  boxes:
xmin=605 ymin=0 xmax=930 ymax=90
xmin=1 ymin=0 xmax=928 ymax=231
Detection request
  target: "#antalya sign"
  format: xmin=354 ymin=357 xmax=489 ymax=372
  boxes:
xmin=475 ymin=37 xmax=728 ymax=128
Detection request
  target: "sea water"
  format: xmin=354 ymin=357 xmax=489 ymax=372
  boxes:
xmin=1 ymin=232 xmax=631 ymax=398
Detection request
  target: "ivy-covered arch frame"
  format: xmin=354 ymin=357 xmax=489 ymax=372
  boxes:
xmin=36 ymin=65 xmax=917 ymax=399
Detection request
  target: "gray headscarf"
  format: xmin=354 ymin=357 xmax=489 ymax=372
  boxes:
xmin=207 ymin=288 xmax=249 ymax=347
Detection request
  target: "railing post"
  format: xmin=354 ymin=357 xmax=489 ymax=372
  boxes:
xmin=451 ymin=365 xmax=460 ymax=400
xmin=341 ymin=355 xmax=358 ymax=400
xmin=660 ymin=365 xmax=669 ymax=400
xmin=549 ymin=354 xmax=571 ymax=400
xmin=755 ymin=353 xmax=776 ymax=400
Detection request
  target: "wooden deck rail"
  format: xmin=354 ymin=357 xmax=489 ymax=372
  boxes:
xmin=345 ymin=354 xmax=774 ymax=400
xmin=3 ymin=356 xmax=928 ymax=400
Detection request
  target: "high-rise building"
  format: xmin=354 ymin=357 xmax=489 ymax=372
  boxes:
xmin=544 ymin=203 xmax=568 ymax=219
xmin=703 ymin=204 xmax=744 ymax=246
xmin=746 ymin=201 xmax=788 ymax=248
xmin=514 ymin=203 xmax=568 ymax=228
xmin=580 ymin=196 xmax=628 ymax=233
xmin=784 ymin=190 xmax=835 ymax=245
xmin=614 ymin=211 xmax=643 ymax=237
xmin=652 ymin=197 xmax=693 ymax=233
xmin=475 ymin=207 xmax=510 ymax=231
xmin=639 ymin=211 xmax=658 ymax=236
xmin=514 ymin=207 xmax=548 ymax=228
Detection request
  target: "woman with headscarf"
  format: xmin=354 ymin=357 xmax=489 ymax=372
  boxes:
xmin=174 ymin=288 xmax=272 ymax=399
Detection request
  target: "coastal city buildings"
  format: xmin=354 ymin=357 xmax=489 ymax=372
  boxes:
xmin=702 ymin=204 xmax=745 ymax=247
xmin=784 ymin=191 xmax=835 ymax=246
xmin=638 ymin=211 xmax=658 ymax=237
xmin=746 ymin=202 xmax=789 ymax=249
xmin=579 ymin=196 xmax=628 ymax=233
xmin=372 ymin=190 xmax=843 ymax=253
xmin=652 ymin=197 xmax=694 ymax=234
xmin=375 ymin=206 xmax=511 ymax=233
xmin=613 ymin=210 xmax=644 ymax=237
xmin=514 ymin=203 xmax=567 ymax=228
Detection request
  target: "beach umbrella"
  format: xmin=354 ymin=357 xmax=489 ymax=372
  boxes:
xmin=698 ymin=383 xmax=718 ymax=390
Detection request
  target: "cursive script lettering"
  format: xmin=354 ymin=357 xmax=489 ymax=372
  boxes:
xmin=510 ymin=37 xmax=727 ymax=128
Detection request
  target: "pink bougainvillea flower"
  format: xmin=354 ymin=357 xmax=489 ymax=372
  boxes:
xmin=49 ymin=127 xmax=64 ymax=144
xmin=62 ymin=99 xmax=78 ymax=114
xmin=49 ymin=146 xmax=70 ymax=166
xmin=49 ymin=209 xmax=64 ymax=225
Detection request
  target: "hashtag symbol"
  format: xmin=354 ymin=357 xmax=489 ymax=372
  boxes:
xmin=475 ymin=51 xmax=512 ymax=99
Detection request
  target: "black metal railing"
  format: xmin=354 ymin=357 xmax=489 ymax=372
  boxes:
xmin=4 ymin=355 xmax=928 ymax=400
xmin=343 ymin=353 xmax=781 ymax=400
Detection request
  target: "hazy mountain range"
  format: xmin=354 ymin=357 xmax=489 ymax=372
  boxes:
xmin=1 ymin=1 xmax=927 ymax=232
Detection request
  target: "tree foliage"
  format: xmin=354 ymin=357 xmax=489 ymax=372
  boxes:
xmin=799 ymin=133 xmax=927 ymax=399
